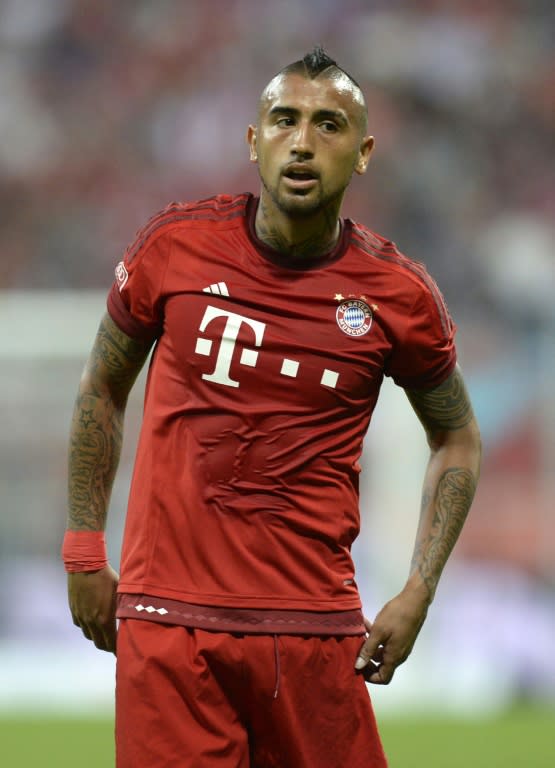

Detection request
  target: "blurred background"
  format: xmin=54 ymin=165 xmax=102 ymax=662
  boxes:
xmin=0 ymin=0 xmax=554 ymax=764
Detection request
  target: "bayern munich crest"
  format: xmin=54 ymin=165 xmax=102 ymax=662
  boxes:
xmin=336 ymin=299 xmax=373 ymax=337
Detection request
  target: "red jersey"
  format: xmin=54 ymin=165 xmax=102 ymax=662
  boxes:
xmin=108 ymin=193 xmax=456 ymax=633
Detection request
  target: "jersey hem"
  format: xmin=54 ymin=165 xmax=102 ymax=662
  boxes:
xmin=117 ymin=593 xmax=366 ymax=636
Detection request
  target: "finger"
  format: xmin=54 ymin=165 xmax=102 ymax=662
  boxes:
xmin=93 ymin=616 xmax=118 ymax=654
xmin=360 ymin=657 xmax=381 ymax=680
xmin=355 ymin=629 xmax=387 ymax=670
xmin=367 ymin=640 xmax=408 ymax=684
xmin=87 ymin=622 xmax=113 ymax=653
xmin=72 ymin=612 xmax=97 ymax=643
xmin=102 ymin=620 xmax=118 ymax=655
xmin=367 ymin=661 xmax=396 ymax=685
xmin=357 ymin=645 xmax=385 ymax=678
xmin=370 ymin=645 xmax=384 ymax=665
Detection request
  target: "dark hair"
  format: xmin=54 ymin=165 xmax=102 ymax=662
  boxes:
xmin=261 ymin=46 xmax=368 ymax=132
xmin=300 ymin=46 xmax=338 ymax=77
xmin=280 ymin=45 xmax=363 ymax=90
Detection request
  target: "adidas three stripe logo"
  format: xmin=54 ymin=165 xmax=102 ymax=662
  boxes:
xmin=203 ymin=282 xmax=229 ymax=296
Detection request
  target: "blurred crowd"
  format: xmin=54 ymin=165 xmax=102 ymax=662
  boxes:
xmin=1 ymin=1 xmax=554 ymax=706
xmin=0 ymin=0 xmax=553 ymax=325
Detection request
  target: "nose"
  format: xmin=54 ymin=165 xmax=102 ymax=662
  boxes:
xmin=290 ymin=121 xmax=314 ymax=158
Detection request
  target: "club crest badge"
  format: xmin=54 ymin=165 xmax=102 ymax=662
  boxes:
xmin=115 ymin=261 xmax=129 ymax=291
xmin=336 ymin=298 xmax=373 ymax=337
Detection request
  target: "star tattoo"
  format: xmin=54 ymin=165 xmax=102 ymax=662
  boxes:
xmin=79 ymin=410 xmax=96 ymax=429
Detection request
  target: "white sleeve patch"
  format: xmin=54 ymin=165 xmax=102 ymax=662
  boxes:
xmin=115 ymin=261 xmax=129 ymax=291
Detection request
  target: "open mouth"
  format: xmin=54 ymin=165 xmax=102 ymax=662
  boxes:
xmin=284 ymin=170 xmax=316 ymax=181
xmin=283 ymin=167 xmax=318 ymax=191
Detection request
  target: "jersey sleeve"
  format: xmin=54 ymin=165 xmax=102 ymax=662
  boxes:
xmin=385 ymin=277 xmax=457 ymax=390
xmin=106 ymin=223 xmax=171 ymax=341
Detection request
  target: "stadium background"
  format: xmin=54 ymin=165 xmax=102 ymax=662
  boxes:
xmin=0 ymin=0 xmax=553 ymax=765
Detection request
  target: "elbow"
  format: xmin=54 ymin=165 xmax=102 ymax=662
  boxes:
xmin=471 ymin=419 xmax=483 ymax=474
xmin=78 ymin=364 xmax=128 ymax=412
xmin=465 ymin=414 xmax=482 ymax=460
xmin=428 ymin=416 xmax=482 ymax=468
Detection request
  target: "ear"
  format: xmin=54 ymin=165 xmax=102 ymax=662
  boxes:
xmin=355 ymin=135 xmax=375 ymax=175
xmin=247 ymin=125 xmax=257 ymax=162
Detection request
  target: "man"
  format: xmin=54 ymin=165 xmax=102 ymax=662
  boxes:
xmin=64 ymin=47 xmax=481 ymax=767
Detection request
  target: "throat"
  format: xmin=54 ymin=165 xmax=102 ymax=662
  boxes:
xmin=254 ymin=201 xmax=341 ymax=261
xmin=258 ymin=227 xmax=340 ymax=261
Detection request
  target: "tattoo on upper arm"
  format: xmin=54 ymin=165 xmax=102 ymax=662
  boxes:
xmin=406 ymin=367 xmax=473 ymax=433
xmin=89 ymin=314 xmax=153 ymax=399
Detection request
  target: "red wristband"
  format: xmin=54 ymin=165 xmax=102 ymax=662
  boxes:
xmin=62 ymin=530 xmax=108 ymax=573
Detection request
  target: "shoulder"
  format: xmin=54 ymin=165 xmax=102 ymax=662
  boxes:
xmin=124 ymin=193 xmax=251 ymax=265
xmin=350 ymin=221 xmax=449 ymax=303
xmin=349 ymin=221 xmax=432 ymax=289
xmin=349 ymin=220 xmax=453 ymax=333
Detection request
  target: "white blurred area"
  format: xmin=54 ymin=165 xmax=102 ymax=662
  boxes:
xmin=1 ymin=0 xmax=554 ymax=718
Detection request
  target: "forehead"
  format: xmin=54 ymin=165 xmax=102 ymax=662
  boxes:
xmin=259 ymin=72 xmax=366 ymax=123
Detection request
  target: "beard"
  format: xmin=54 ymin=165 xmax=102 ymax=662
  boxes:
xmin=260 ymin=173 xmax=347 ymax=220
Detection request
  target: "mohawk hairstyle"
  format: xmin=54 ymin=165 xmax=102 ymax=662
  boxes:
xmin=301 ymin=45 xmax=337 ymax=77
xmin=280 ymin=45 xmax=363 ymax=90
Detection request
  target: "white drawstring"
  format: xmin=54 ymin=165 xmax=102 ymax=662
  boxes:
xmin=272 ymin=634 xmax=281 ymax=699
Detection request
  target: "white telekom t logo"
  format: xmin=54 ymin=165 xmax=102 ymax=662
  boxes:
xmin=195 ymin=306 xmax=266 ymax=388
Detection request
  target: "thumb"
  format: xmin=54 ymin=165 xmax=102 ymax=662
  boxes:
xmin=355 ymin=654 xmax=368 ymax=670
xmin=355 ymin=617 xmax=383 ymax=670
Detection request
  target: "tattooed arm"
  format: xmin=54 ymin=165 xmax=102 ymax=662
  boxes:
xmin=404 ymin=366 xmax=481 ymax=601
xmin=68 ymin=312 xmax=152 ymax=530
xmin=355 ymin=364 xmax=481 ymax=683
xmin=66 ymin=312 xmax=154 ymax=652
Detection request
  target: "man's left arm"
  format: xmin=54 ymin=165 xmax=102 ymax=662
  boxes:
xmin=355 ymin=364 xmax=482 ymax=684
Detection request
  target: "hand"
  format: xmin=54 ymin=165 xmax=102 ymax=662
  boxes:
xmin=355 ymin=584 xmax=430 ymax=684
xmin=67 ymin=565 xmax=119 ymax=654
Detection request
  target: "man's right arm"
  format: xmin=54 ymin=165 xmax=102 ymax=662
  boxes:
xmin=66 ymin=311 xmax=153 ymax=652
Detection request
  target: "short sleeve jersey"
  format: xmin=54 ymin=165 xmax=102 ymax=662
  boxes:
xmin=108 ymin=193 xmax=456 ymax=619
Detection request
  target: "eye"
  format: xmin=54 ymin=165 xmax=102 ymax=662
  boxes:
xmin=276 ymin=116 xmax=295 ymax=128
xmin=320 ymin=121 xmax=339 ymax=133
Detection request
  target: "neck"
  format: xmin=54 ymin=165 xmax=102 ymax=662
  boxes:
xmin=254 ymin=196 xmax=341 ymax=260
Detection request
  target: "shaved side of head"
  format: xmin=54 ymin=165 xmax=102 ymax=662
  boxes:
xmin=259 ymin=46 xmax=368 ymax=134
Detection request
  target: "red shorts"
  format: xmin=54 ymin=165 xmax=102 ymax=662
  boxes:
xmin=115 ymin=619 xmax=387 ymax=768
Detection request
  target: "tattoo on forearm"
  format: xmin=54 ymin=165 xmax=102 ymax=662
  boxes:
xmin=68 ymin=315 xmax=152 ymax=531
xmin=407 ymin=368 xmax=473 ymax=432
xmin=411 ymin=467 xmax=477 ymax=596
xmin=68 ymin=394 xmax=123 ymax=530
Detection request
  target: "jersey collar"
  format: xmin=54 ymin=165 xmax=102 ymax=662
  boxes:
xmin=246 ymin=194 xmax=351 ymax=272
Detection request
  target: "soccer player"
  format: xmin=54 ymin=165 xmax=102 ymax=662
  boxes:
xmin=64 ymin=47 xmax=481 ymax=767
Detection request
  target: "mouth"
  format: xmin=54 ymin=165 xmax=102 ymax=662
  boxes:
xmin=282 ymin=165 xmax=319 ymax=191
